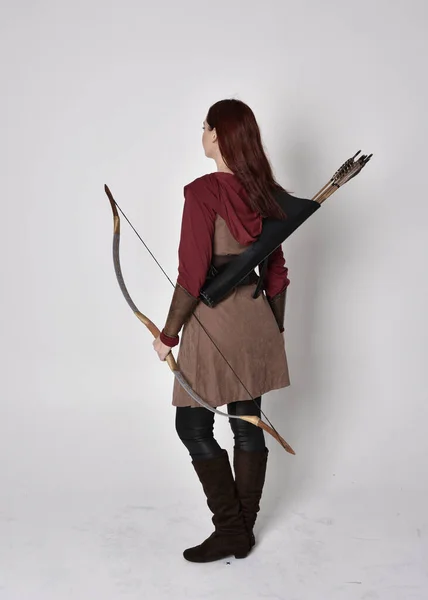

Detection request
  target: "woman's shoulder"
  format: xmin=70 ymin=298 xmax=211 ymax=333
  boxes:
xmin=184 ymin=171 xmax=240 ymax=198
xmin=183 ymin=174 xmax=226 ymax=212
xmin=184 ymin=172 xmax=219 ymax=194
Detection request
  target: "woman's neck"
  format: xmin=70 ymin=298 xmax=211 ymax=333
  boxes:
xmin=214 ymin=156 xmax=233 ymax=174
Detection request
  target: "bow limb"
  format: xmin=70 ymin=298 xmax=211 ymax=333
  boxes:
xmin=105 ymin=184 xmax=295 ymax=455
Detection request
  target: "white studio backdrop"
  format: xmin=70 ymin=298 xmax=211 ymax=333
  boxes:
xmin=1 ymin=1 xmax=427 ymax=599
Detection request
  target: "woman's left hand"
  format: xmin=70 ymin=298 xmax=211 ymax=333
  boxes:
xmin=153 ymin=336 xmax=172 ymax=361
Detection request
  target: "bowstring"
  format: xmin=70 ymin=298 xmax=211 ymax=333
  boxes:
xmin=113 ymin=198 xmax=282 ymax=439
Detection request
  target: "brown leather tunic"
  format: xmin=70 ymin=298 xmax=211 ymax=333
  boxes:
xmin=172 ymin=215 xmax=290 ymax=408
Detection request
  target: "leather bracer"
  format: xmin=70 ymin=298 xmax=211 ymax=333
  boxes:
xmin=267 ymin=288 xmax=287 ymax=333
xmin=160 ymin=283 xmax=199 ymax=347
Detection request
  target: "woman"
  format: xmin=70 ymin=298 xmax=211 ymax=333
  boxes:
xmin=153 ymin=99 xmax=290 ymax=563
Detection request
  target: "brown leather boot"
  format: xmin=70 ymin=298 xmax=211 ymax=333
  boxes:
xmin=233 ymin=447 xmax=269 ymax=548
xmin=183 ymin=450 xmax=252 ymax=562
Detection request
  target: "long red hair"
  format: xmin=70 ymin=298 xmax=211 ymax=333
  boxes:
xmin=206 ymin=99 xmax=287 ymax=219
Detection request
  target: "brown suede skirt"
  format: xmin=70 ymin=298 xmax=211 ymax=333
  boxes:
xmin=172 ymin=280 xmax=290 ymax=408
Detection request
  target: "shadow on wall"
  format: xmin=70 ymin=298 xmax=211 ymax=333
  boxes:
xmin=260 ymin=121 xmax=349 ymax=530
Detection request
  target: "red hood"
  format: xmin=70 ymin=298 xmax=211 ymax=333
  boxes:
xmin=185 ymin=172 xmax=262 ymax=246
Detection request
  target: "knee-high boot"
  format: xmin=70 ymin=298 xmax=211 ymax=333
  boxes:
xmin=183 ymin=449 xmax=252 ymax=562
xmin=233 ymin=447 xmax=269 ymax=548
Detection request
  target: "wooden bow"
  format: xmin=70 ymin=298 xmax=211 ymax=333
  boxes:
xmin=104 ymin=184 xmax=296 ymax=454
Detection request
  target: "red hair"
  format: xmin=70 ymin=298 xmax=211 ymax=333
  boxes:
xmin=206 ymin=99 xmax=287 ymax=219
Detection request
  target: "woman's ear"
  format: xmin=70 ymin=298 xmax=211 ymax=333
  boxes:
xmin=212 ymin=128 xmax=217 ymax=143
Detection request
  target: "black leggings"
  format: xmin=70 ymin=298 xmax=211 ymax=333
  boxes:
xmin=175 ymin=397 xmax=265 ymax=461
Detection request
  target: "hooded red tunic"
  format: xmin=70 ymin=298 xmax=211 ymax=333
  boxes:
xmin=176 ymin=172 xmax=289 ymax=299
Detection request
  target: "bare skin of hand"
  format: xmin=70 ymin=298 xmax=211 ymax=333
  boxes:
xmin=153 ymin=336 xmax=171 ymax=361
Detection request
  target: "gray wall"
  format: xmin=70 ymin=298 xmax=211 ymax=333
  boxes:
xmin=1 ymin=1 xmax=427 ymax=598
